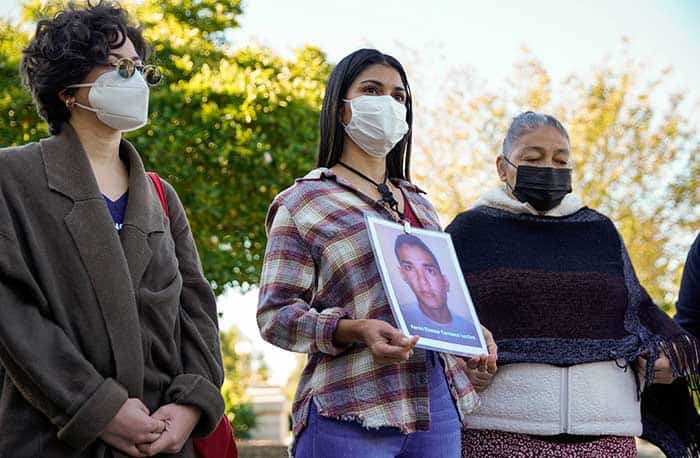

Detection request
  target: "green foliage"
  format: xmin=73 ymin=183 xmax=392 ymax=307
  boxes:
xmin=134 ymin=0 xmax=329 ymax=293
xmin=0 ymin=0 xmax=330 ymax=295
xmin=227 ymin=402 xmax=256 ymax=439
xmin=219 ymin=326 xmax=267 ymax=439
xmin=156 ymin=0 xmax=242 ymax=34
xmin=0 ymin=19 xmax=46 ymax=145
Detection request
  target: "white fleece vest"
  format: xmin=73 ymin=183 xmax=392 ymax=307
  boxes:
xmin=466 ymin=362 xmax=642 ymax=436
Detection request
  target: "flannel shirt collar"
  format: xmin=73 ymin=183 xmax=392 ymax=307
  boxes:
xmin=297 ymin=167 xmax=428 ymax=195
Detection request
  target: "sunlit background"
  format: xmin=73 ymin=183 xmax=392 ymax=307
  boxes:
xmin=1 ymin=0 xmax=698 ymax=451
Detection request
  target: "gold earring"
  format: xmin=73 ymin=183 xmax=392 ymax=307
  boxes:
xmin=66 ymin=97 xmax=76 ymax=108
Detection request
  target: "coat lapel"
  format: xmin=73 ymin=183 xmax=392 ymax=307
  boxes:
xmin=40 ymin=125 xmax=144 ymax=397
xmin=119 ymin=141 xmax=165 ymax=291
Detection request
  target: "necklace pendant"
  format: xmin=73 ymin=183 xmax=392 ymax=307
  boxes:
xmin=377 ymin=183 xmax=396 ymax=205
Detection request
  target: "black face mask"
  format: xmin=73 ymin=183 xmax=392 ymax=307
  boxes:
xmin=503 ymin=156 xmax=572 ymax=212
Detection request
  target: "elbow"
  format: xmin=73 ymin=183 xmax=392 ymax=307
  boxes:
xmin=256 ymin=289 xmax=288 ymax=347
xmin=256 ymin=306 xmax=302 ymax=352
xmin=256 ymin=306 xmax=277 ymax=345
xmin=258 ymin=326 xmax=289 ymax=351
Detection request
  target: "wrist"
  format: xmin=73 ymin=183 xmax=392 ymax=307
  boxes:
xmin=333 ymin=319 xmax=367 ymax=346
xmin=350 ymin=319 xmax=368 ymax=344
xmin=184 ymin=403 xmax=202 ymax=417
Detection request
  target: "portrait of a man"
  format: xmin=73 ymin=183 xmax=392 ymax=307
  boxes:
xmin=365 ymin=215 xmax=486 ymax=356
xmin=394 ymin=233 xmax=479 ymax=345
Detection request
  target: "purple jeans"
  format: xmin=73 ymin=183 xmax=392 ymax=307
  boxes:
xmin=293 ymin=351 xmax=461 ymax=457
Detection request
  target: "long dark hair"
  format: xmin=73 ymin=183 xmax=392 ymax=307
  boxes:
xmin=317 ymin=48 xmax=413 ymax=181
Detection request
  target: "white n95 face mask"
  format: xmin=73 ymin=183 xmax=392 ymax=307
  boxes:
xmin=343 ymin=95 xmax=409 ymax=158
xmin=68 ymin=70 xmax=150 ymax=132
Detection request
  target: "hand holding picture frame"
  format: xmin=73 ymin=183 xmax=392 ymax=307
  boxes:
xmin=365 ymin=215 xmax=487 ymax=357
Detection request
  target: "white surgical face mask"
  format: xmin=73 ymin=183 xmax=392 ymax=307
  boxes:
xmin=343 ymin=95 xmax=409 ymax=158
xmin=68 ymin=70 xmax=150 ymax=132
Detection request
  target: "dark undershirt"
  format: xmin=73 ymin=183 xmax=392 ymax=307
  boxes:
xmin=103 ymin=192 xmax=128 ymax=231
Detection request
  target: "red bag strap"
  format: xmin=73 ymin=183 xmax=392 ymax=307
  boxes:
xmin=146 ymin=174 xmax=237 ymax=457
xmin=146 ymin=172 xmax=169 ymax=217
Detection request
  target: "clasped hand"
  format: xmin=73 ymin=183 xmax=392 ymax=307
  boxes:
xmin=100 ymin=398 xmax=201 ymax=457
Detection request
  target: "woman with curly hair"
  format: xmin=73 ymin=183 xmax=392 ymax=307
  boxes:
xmin=0 ymin=2 xmax=224 ymax=456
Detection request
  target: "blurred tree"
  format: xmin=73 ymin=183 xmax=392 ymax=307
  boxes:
xmin=133 ymin=0 xmax=330 ymax=294
xmin=0 ymin=19 xmax=45 ymax=145
xmin=283 ymin=354 xmax=306 ymax=403
xmin=412 ymin=50 xmax=700 ymax=310
xmin=220 ymin=326 xmax=268 ymax=439
xmin=0 ymin=0 xmax=331 ymax=294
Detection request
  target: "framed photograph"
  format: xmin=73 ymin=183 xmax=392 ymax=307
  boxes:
xmin=365 ymin=215 xmax=487 ymax=357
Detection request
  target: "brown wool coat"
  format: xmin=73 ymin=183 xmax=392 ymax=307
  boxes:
xmin=0 ymin=125 xmax=224 ymax=457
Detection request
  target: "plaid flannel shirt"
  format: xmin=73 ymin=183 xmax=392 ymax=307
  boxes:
xmin=257 ymin=168 xmax=479 ymax=439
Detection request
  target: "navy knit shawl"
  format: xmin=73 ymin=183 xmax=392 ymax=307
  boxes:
xmin=446 ymin=206 xmax=700 ymax=457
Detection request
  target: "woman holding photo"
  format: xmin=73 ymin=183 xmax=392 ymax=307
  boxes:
xmin=257 ymin=48 xmax=496 ymax=457
xmin=446 ymin=111 xmax=699 ymax=457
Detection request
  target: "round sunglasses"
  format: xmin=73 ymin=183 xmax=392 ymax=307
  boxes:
xmin=109 ymin=57 xmax=162 ymax=86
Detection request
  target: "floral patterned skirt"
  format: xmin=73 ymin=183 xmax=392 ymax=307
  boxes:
xmin=461 ymin=429 xmax=637 ymax=458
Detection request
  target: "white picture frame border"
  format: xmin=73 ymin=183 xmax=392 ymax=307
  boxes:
xmin=365 ymin=214 xmax=487 ymax=357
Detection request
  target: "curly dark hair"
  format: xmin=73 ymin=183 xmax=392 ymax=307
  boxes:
xmin=20 ymin=1 xmax=150 ymax=135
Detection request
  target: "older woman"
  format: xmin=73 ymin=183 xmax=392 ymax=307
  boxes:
xmin=0 ymin=2 xmax=223 ymax=456
xmin=446 ymin=112 xmax=699 ymax=457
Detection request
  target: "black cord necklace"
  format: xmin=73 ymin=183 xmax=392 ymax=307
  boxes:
xmin=338 ymin=161 xmax=404 ymax=219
